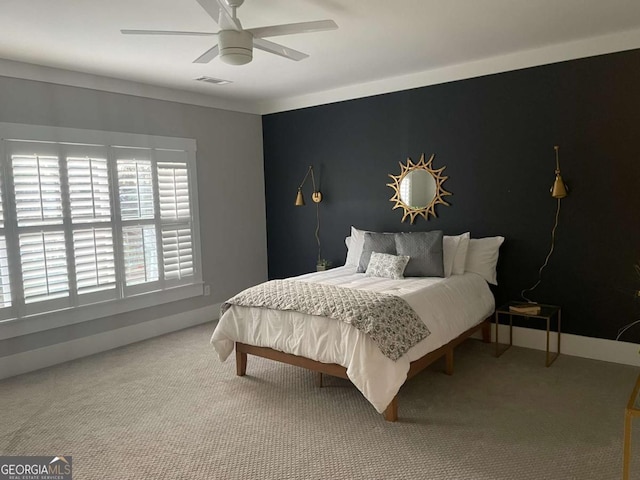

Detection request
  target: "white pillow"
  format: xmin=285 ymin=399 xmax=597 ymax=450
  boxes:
xmin=451 ymin=232 xmax=470 ymax=275
xmin=442 ymin=235 xmax=461 ymax=277
xmin=344 ymin=227 xmax=369 ymax=267
xmin=345 ymin=236 xmax=351 ymax=249
xmin=465 ymin=236 xmax=504 ymax=285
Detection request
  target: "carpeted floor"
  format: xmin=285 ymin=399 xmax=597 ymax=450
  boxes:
xmin=1 ymin=322 xmax=638 ymax=480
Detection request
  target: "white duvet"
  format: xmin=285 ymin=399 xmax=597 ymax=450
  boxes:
xmin=210 ymin=266 xmax=495 ymax=413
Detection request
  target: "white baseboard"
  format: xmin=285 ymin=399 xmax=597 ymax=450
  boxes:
xmin=2 ymin=311 xmax=638 ymax=381
xmin=0 ymin=303 xmax=220 ymax=380
xmin=473 ymin=323 xmax=640 ymax=367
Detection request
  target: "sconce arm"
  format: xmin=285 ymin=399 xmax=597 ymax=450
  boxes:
xmin=298 ymin=165 xmax=322 ymax=203
xmin=298 ymin=166 xmax=313 ymax=190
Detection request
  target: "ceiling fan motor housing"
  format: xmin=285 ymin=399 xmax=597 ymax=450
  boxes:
xmin=219 ymin=30 xmax=253 ymax=65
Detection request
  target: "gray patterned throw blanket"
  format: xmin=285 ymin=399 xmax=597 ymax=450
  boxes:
xmin=221 ymin=279 xmax=430 ymax=361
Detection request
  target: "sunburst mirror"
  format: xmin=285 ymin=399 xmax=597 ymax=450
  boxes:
xmin=387 ymin=153 xmax=451 ymax=223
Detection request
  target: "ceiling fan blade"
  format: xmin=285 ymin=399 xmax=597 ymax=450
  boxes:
xmin=253 ymin=38 xmax=309 ymax=61
xmin=193 ymin=44 xmax=220 ymax=63
xmin=195 ymin=0 xmax=241 ymax=31
xmin=248 ymin=19 xmax=338 ymax=39
xmin=121 ymin=29 xmax=217 ymax=36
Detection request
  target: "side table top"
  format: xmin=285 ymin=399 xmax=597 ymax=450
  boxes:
xmin=496 ymin=301 xmax=561 ymax=318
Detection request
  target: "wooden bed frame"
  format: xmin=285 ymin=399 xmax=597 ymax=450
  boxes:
xmin=234 ymin=317 xmax=492 ymax=422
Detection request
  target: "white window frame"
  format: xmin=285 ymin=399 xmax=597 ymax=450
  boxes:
xmin=0 ymin=122 xmax=203 ymax=340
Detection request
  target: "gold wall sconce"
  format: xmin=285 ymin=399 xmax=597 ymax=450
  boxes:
xmin=295 ymin=165 xmax=322 ymax=206
xmin=551 ymin=145 xmax=568 ymax=199
xmin=295 ymin=165 xmax=323 ymax=265
xmin=521 ymin=145 xmax=568 ymax=303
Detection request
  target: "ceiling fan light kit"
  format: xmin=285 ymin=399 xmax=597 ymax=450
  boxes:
xmin=219 ymin=30 xmax=253 ymax=65
xmin=121 ymin=0 xmax=338 ymax=66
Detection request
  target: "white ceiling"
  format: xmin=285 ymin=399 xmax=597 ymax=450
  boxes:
xmin=2 ymin=0 xmax=640 ymax=114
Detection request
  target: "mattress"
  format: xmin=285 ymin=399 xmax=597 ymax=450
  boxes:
xmin=211 ymin=266 xmax=495 ymax=413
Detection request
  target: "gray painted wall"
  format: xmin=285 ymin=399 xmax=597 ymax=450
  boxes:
xmin=0 ymin=75 xmax=267 ymax=357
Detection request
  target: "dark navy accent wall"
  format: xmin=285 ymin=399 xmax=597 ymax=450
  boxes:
xmin=262 ymin=49 xmax=640 ymax=342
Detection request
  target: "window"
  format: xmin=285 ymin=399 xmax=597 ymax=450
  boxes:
xmin=0 ymin=123 xmax=202 ymax=334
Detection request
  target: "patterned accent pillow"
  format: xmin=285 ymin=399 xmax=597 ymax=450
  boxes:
xmin=365 ymin=252 xmax=410 ymax=280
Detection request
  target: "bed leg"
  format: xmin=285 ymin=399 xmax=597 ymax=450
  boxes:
xmin=236 ymin=349 xmax=247 ymax=376
xmin=445 ymin=349 xmax=454 ymax=375
xmin=384 ymin=396 xmax=398 ymax=422
xmin=482 ymin=321 xmax=491 ymax=343
xmin=315 ymin=372 xmax=323 ymax=388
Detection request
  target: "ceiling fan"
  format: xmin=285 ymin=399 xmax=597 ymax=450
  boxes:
xmin=121 ymin=0 xmax=338 ymax=66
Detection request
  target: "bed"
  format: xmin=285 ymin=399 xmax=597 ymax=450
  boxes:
xmin=210 ymin=247 xmax=497 ymax=421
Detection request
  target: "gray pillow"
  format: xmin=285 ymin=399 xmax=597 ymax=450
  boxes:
xmin=395 ymin=231 xmax=444 ymax=277
xmin=357 ymin=232 xmax=396 ymax=273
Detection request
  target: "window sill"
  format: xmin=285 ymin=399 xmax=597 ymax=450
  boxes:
xmin=0 ymin=282 xmax=204 ymax=341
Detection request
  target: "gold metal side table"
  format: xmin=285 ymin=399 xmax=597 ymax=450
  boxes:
xmin=623 ymin=373 xmax=640 ymax=480
xmin=495 ymin=302 xmax=561 ymax=367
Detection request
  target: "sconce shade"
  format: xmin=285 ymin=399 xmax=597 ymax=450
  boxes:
xmin=551 ymin=174 xmax=568 ymax=199
xmin=550 ymin=146 xmax=568 ymax=199
xmin=295 ymin=189 xmax=305 ymax=206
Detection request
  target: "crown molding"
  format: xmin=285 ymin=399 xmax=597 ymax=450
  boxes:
xmin=258 ymin=27 xmax=640 ymax=114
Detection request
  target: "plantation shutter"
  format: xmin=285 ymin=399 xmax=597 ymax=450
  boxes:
xmin=158 ymin=162 xmax=190 ymax=221
xmin=116 ymin=155 xmax=160 ymax=289
xmin=122 ymin=225 xmax=158 ymax=286
xmin=19 ymin=231 xmax=68 ymax=304
xmin=0 ymin=174 xmax=11 ymax=309
xmin=0 ymin=236 xmax=10 ymax=308
xmin=158 ymin=160 xmax=193 ymax=282
xmin=73 ymin=227 xmax=116 ymax=295
xmin=67 ymin=157 xmax=111 ymax=223
xmin=0 ymin=125 xmax=201 ymax=329
xmin=117 ymin=159 xmax=154 ymax=220
xmin=12 ymin=155 xmax=63 ymax=227
xmin=11 ymin=152 xmax=70 ymax=309
xmin=65 ymin=152 xmax=117 ymax=302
